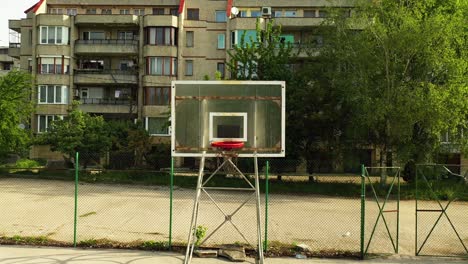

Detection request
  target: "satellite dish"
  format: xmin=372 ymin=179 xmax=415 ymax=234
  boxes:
xmin=231 ymin=6 xmax=239 ymax=16
xmin=18 ymin=124 xmax=25 ymax=130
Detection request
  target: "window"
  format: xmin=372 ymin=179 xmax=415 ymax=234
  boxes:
xmin=145 ymin=117 xmax=170 ymax=136
xmin=147 ymin=57 xmax=177 ymax=76
xmin=284 ymin=10 xmax=297 ymax=17
xmin=239 ymin=10 xmax=247 ymax=17
xmin=231 ymin=30 xmax=257 ymax=47
xmin=39 ymin=26 xmax=69 ymax=45
xmin=101 ymin=9 xmax=112 ymax=15
xmin=86 ymin=8 xmax=97 ymax=14
xmin=79 ymin=59 xmax=104 ymax=70
xmin=38 ymin=85 xmax=68 ymax=104
xmin=215 ymin=11 xmax=227 ymax=22
xmin=152 ymin=8 xmax=165 ymax=15
xmin=145 ymin=27 xmax=177 ymax=45
xmin=119 ymin=60 xmax=134 ymax=71
xmin=49 ymin=8 xmax=63 ymax=14
xmin=118 ymin=31 xmax=134 ymax=40
xmin=279 ymin=35 xmax=295 ymax=45
xmin=145 ymin=87 xmax=170 ymax=105
xmin=82 ymin=31 xmax=105 ymax=40
xmin=28 ymin=59 xmax=32 ymax=73
xmin=273 ymin=10 xmax=282 ymax=17
xmin=170 ymin=8 xmax=178 ymax=16
xmin=318 ymin=10 xmax=328 ymax=18
xmin=185 ymin=60 xmax=193 ymax=76
xmin=134 ymin=9 xmax=145 ymax=16
xmin=120 ymin=9 xmax=130 ymax=15
xmin=66 ymin=8 xmax=77 ymax=16
xmin=38 ymin=56 xmax=70 ymax=74
xmin=187 ymin=9 xmax=199 ymax=20
xmin=186 ymin=31 xmax=194 ymax=47
xmin=304 ymin=10 xmax=317 ymax=18
xmin=217 ymin=34 xmax=225 ymax=49
xmin=251 ymin=11 xmax=261 ymax=17
xmin=217 ymin=63 xmax=225 ymax=79
xmin=37 ymin=115 xmax=63 ymax=133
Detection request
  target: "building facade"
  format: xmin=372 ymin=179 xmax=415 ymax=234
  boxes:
xmin=0 ymin=46 xmax=19 ymax=76
xmin=9 ymin=0 xmax=353 ymax=160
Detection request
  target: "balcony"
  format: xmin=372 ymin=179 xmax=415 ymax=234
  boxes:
xmin=8 ymin=20 xmax=21 ymax=32
xmin=75 ymin=14 xmax=139 ymax=26
xmin=74 ymin=39 xmax=138 ymax=56
xmin=81 ymin=98 xmax=135 ymax=105
xmin=234 ymin=0 xmax=354 ymax=7
xmin=36 ymin=14 xmax=70 ymax=26
xmin=144 ymin=15 xmax=178 ymax=27
xmin=79 ymin=100 xmax=137 ymax=114
xmin=8 ymin=43 xmax=20 ymax=58
xmin=229 ymin=17 xmax=261 ymax=30
xmin=274 ymin=17 xmax=325 ymax=29
xmin=74 ymin=69 xmax=137 ymax=85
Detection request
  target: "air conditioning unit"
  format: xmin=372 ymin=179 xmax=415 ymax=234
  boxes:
xmin=261 ymin=7 xmax=272 ymax=17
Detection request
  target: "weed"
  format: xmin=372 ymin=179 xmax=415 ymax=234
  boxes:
xmin=79 ymin=211 xmax=97 ymax=218
xmin=78 ymin=239 xmax=98 ymax=247
xmin=195 ymin=225 xmax=208 ymax=246
xmin=140 ymin=240 xmax=169 ymax=250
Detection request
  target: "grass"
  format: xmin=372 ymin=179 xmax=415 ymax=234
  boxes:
xmin=1 ymin=167 xmax=466 ymax=200
xmin=0 ymin=235 xmax=57 ymax=246
xmin=79 ymin=211 xmax=97 ymax=218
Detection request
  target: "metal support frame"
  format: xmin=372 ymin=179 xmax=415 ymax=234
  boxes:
xmin=362 ymin=166 xmax=400 ymax=257
xmin=184 ymin=152 xmax=264 ymax=264
xmin=415 ymin=164 xmax=468 ymax=256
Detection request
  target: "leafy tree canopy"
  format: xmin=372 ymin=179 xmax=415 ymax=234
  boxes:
xmin=313 ymin=0 xmax=468 ymax=164
xmin=0 ymin=71 xmax=33 ymax=157
xmin=38 ymin=101 xmax=111 ymax=165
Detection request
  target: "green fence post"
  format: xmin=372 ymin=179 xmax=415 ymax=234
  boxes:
xmin=415 ymin=165 xmax=419 ymax=256
xmin=73 ymin=152 xmax=79 ymax=248
xmin=263 ymin=160 xmax=269 ymax=252
xmin=169 ymin=157 xmax=174 ymax=249
xmin=360 ymin=164 xmax=365 ymax=259
xmin=397 ymin=168 xmax=400 ymax=253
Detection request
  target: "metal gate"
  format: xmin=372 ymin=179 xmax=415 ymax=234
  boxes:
xmin=361 ymin=166 xmax=400 ymax=258
xmin=415 ymin=164 xmax=468 ymax=256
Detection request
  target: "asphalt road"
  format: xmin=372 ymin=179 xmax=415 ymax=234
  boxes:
xmin=0 ymin=246 xmax=467 ymax=264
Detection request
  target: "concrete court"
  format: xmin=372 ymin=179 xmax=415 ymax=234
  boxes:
xmin=0 ymin=246 xmax=467 ymax=264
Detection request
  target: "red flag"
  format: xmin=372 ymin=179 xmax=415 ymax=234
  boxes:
xmin=226 ymin=0 xmax=233 ymax=17
xmin=178 ymin=0 xmax=185 ymax=14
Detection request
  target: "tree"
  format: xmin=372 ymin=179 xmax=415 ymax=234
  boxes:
xmin=314 ymin=0 xmax=468 ymax=181
xmin=227 ymin=19 xmax=309 ymax=158
xmin=0 ymin=71 xmax=33 ymax=157
xmin=39 ymin=101 xmax=111 ymax=167
xmin=227 ymin=19 xmax=295 ymax=81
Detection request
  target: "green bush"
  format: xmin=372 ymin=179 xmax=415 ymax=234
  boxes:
xmin=0 ymin=158 xmax=45 ymax=169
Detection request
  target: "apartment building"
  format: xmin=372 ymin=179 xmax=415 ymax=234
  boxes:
xmin=8 ymin=0 xmax=354 ymax=160
xmin=0 ymin=46 xmax=18 ymax=76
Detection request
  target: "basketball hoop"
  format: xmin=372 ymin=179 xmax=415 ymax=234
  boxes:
xmin=211 ymin=141 xmax=244 ymax=151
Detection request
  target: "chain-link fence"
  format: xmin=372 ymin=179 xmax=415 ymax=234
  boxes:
xmin=1 ymin=153 xmax=467 ymax=259
xmin=415 ymin=164 xmax=468 ymax=257
xmin=265 ymin=159 xmax=362 ymax=257
xmin=362 ymin=167 xmax=400 ymax=257
xmin=0 ymin=157 xmax=75 ymax=243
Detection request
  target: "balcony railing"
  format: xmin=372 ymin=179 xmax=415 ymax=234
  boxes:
xmin=75 ymin=39 xmax=138 ymax=45
xmin=9 ymin=43 xmax=21 ymax=48
xmin=80 ymin=98 xmax=136 ymax=105
xmin=74 ymin=69 xmax=137 ymax=75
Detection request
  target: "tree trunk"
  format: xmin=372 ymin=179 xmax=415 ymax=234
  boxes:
xmin=380 ymin=148 xmax=387 ymax=187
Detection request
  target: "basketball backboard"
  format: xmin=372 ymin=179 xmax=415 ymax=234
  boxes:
xmin=171 ymin=81 xmax=285 ymax=157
